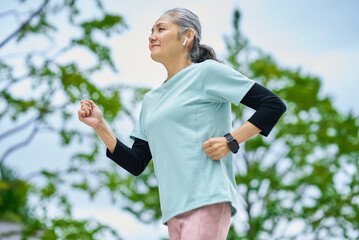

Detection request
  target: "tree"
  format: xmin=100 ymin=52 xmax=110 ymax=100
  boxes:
xmin=224 ymin=9 xmax=359 ymax=239
xmin=2 ymin=2 xmax=358 ymax=239
xmin=0 ymin=0 xmax=149 ymax=239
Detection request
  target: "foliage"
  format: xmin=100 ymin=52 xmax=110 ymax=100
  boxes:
xmin=0 ymin=166 xmax=31 ymax=223
xmin=1 ymin=1 xmax=358 ymax=239
xmin=224 ymin=9 xmax=359 ymax=240
xmin=0 ymin=0 xmax=149 ymax=239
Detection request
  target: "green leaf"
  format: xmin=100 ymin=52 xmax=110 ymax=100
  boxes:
xmin=80 ymin=14 xmax=127 ymax=36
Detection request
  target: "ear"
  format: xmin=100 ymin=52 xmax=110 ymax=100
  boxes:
xmin=184 ymin=28 xmax=195 ymax=46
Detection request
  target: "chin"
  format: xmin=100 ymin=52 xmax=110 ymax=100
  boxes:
xmin=150 ymin=53 xmax=164 ymax=64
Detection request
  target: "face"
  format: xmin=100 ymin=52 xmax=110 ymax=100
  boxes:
xmin=149 ymin=14 xmax=184 ymax=63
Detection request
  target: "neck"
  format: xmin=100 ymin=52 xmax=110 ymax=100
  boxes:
xmin=163 ymin=57 xmax=192 ymax=82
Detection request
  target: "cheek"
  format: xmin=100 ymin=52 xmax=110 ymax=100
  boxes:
xmin=161 ymin=33 xmax=178 ymax=47
xmin=167 ymin=41 xmax=181 ymax=54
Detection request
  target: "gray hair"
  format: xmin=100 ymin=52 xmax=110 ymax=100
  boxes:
xmin=163 ymin=8 xmax=220 ymax=63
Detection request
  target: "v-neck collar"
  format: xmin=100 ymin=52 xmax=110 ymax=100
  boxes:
xmin=161 ymin=62 xmax=195 ymax=86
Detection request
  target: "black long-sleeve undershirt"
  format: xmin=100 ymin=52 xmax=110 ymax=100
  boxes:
xmin=242 ymin=83 xmax=287 ymax=136
xmin=106 ymin=82 xmax=286 ymax=176
xmin=106 ymin=137 xmax=152 ymax=176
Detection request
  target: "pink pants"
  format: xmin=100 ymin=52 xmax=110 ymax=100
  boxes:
xmin=167 ymin=202 xmax=231 ymax=240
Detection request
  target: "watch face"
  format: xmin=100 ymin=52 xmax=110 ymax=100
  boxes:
xmin=229 ymin=140 xmax=239 ymax=153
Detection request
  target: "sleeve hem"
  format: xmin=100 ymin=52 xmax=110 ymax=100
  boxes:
xmin=232 ymin=81 xmax=256 ymax=106
xmin=106 ymin=138 xmax=120 ymax=159
xmin=130 ymin=133 xmax=147 ymax=142
xmin=247 ymin=119 xmax=269 ymax=137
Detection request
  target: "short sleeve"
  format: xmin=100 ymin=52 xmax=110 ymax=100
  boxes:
xmin=201 ymin=60 xmax=255 ymax=105
xmin=130 ymin=103 xmax=148 ymax=141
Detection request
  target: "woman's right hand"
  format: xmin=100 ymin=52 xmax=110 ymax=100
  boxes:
xmin=78 ymin=100 xmax=103 ymax=129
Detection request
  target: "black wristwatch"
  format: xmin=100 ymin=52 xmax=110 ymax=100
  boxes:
xmin=224 ymin=133 xmax=240 ymax=153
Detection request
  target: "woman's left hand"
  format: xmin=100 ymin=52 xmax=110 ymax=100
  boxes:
xmin=202 ymin=137 xmax=231 ymax=160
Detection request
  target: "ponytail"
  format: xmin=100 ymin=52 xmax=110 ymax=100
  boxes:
xmin=189 ymin=37 xmax=221 ymax=63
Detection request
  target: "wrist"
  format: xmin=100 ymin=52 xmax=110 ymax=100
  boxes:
xmin=93 ymin=118 xmax=106 ymax=132
xmin=224 ymin=133 xmax=240 ymax=153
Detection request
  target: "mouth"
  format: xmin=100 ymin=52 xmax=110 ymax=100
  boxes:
xmin=151 ymin=45 xmax=160 ymax=48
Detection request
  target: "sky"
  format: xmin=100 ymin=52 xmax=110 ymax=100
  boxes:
xmin=1 ymin=0 xmax=359 ymax=239
xmin=97 ymin=0 xmax=359 ymax=115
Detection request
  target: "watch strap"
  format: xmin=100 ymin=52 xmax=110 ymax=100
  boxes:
xmin=224 ymin=133 xmax=240 ymax=153
xmin=224 ymin=133 xmax=234 ymax=142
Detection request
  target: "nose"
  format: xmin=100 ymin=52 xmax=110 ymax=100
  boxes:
xmin=149 ymin=33 xmax=157 ymax=43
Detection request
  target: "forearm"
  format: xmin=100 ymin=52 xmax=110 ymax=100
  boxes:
xmin=91 ymin=117 xmax=152 ymax=176
xmin=93 ymin=119 xmax=117 ymax=153
xmin=202 ymin=121 xmax=261 ymax=160
xmin=231 ymin=121 xmax=261 ymax=144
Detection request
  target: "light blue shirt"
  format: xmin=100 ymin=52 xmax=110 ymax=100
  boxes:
xmin=130 ymin=59 xmax=255 ymax=224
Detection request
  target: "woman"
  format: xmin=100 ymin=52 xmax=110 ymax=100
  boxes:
xmin=78 ymin=8 xmax=286 ymax=240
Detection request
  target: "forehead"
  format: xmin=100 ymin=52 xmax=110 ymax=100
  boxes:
xmin=151 ymin=14 xmax=175 ymax=32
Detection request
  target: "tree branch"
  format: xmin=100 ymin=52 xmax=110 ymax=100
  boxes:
xmin=0 ymin=119 xmax=40 ymax=166
xmin=0 ymin=230 xmax=22 ymax=239
xmin=0 ymin=0 xmax=50 ymax=49
xmin=2 ymin=75 xmax=28 ymax=90
xmin=0 ymin=43 xmax=56 ymax=59
xmin=23 ymin=167 xmax=98 ymax=181
xmin=0 ymin=116 xmax=39 ymax=141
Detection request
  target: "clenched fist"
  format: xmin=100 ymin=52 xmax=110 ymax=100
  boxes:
xmin=202 ymin=137 xmax=231 ymax=160
xmin=78 ymin=100 xmax=103 ymax=129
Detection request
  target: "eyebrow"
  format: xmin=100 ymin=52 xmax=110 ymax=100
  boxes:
xmin=151 ymin=22 xmax=167 ymax=33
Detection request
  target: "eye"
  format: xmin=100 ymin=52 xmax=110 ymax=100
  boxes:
xmin=159 ymin=28 xmax=165 ymax=31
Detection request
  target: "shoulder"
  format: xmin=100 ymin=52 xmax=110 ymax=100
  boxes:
xmin=198 ymin=59 xmax=237 ymax=73
xmin=141 ymin=90 xmax=153 ymax=104
xmin=198 ymin=60 xmax=245 ymax=79
xmin=198 ymin=59 xmax=222 ymax=69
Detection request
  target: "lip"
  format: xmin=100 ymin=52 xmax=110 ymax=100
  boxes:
xmin=151 ymin=45 xmax=160 ymax=48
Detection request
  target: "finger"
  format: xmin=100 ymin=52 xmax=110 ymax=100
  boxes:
xmin=205 ymin=140 xmax=223 ymax=152
xmin=86 ymin=99 xmax=94 ymax=105
xmin=81 ymin=106 xmax=91 ymax=116
xmin=203 ymin=145 xmax=217 ymax=154
xmin=211 ymin=151 xmax=224 ymax=160
xmin=82 ymin=101 xmax=92 ymax=109
xmin=213 ymin=147 xmax=231 ymax=160
xmin=88 ymin=100 xmax=97 ymax=110
xmin=81 ymin=104 xmax=90 ymax=111
xmin=202 ymin=138 xmax=215 ymax=149
xmin=86 ymin=101 xmax=93 ymax=108
xmin=208 ymin=153 xmax=219 ymax=160
xmin=81 ymin=99 xmax=90 ymax=105
xmin=78 ymin=109 xmax=86 ymax=119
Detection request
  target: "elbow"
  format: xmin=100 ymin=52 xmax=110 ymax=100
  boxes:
xmin=132 ymin=172 xmax=141 ymax=177
xmin=129 ymin=165 xmax=147 ymax=176
xmin=129 ymin=154 xmax=151 ymax=176
xmin=272 ymin=97 xmax=287 ymax=116
xmin=281 ymin=101 xmax=287 ymax=115
xmin=280 ymin=100 xmax=287 ymax=115
xmin=131 ymin=169 xmax=144 ymax=177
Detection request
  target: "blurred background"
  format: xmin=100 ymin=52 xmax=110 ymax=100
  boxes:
xmin=0 ymin=0 xmax=358 ymax=239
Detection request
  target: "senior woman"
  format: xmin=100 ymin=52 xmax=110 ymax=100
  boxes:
xmin=78 ymin=8 xmax=286 ymax=240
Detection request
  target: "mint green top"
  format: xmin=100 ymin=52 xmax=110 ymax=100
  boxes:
xmin=130 ymin=59 xmax=255 ymax=224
